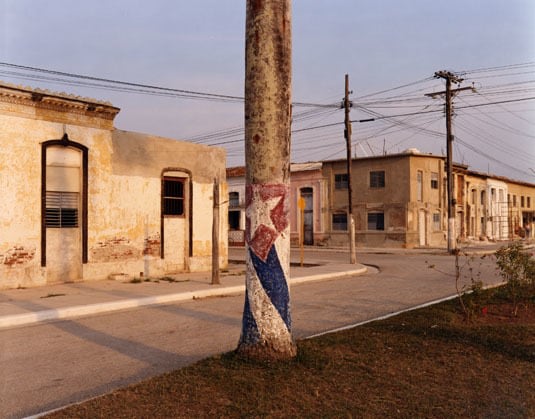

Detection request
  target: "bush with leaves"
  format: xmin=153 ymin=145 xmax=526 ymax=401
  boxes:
xmin=495 ymin=243 xmax=535 ymax=315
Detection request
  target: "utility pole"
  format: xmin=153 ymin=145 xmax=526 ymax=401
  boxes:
xmin=211 ymin=178 xmax=220 ymax=285
xmin=238 ymin=0 xmax=296 ymax=360
xmin=343 ymin=74 xmax=356 ymax=264
xmin=427 ymin=71 xmax=474 ymax=254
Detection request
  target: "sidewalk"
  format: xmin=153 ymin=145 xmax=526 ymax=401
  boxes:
xmin=0 ymin=258 xmax=367 ymax=330
xmin=1 ymin=240 xmax=530 ymax=331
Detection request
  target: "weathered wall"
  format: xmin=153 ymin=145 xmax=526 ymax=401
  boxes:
xmin=0 ymin=83 xmax=227 ymax=289
xmin=323 ymin=153 xmax=449 ymax=248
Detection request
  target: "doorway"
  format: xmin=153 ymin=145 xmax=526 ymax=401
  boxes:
xmin=300 ymin=187 xmax=314 ymax=245
xmin=42 ymin=138 xmax=87 ymax=283
xmin=418 ymin=210 xmax=426 ymax=246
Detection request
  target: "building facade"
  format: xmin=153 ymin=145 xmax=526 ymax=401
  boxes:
xmin=325 ymin=151 xmax=534 ymax=248
xmin=226 ymin=163 xmax=329 ymax=247
xmin=228 ymin=150 xmax=534 ymax=250
xmin=323 ymin=151 xmax=450 ymax=248
xmin=0 ymin=82 xmax=227 ymax=289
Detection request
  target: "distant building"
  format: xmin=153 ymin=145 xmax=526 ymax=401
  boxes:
xmin=227 ymin=149 xmax=534 ymax=249
xmin=0 ymin=82 xmax=227 ymax=289
xmin=226 ymin=163 xmax=329 ymax=247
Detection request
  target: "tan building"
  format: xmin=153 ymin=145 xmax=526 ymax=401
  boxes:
xmin=323 ymin=150 xmax=451 ymax=248
xmin=326 ymin=151 xmax=535 ymax=248
xmin=0 ymin=82 xmax=227 ymax=289
xmin=504 ymin=177 xmax=534 ymax=238
xmin=228 ymin=150 xmax=534 ymax=250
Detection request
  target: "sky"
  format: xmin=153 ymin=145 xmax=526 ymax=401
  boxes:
xmin=1 ymin=0 xmax=535 ymax=182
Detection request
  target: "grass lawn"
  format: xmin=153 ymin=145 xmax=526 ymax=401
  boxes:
xmin=46 ymin=286 xmax=534 ymax=418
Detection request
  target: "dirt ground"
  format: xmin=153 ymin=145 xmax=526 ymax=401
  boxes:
xmin=46 ymin=288 xmax=535 ymax=419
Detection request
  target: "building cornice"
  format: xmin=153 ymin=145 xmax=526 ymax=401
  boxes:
xmin=0 ymin=81 xmax=120 ymax=122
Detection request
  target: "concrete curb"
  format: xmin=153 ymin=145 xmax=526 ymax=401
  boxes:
xmin=0 ymin=267 xmax=366 ymax=330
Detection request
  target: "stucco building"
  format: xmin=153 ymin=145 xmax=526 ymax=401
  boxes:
xmin=325 ymin=151 xmax=534 ymax=247
xmin=0 ymin=82 xmax=227 ymax=289
xmin=228 ymin=150 xmax=534 ymax=249
xmin=227 ymin=163 xmax=329 ymax=247
xmin=324 ymin=150 xmax=452 ymax=248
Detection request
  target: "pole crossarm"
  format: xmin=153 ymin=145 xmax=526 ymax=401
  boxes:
xmin=427 ymin=70 xmax=475 ymax=254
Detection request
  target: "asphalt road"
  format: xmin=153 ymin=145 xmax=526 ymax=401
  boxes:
xmin=0 ymin=249 xmax=502 ymax=419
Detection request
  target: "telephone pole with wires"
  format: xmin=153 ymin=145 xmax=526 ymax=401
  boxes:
xmin=426 ymin=71 xmax=475 ymax=254
xmin=343 ymin=74 xmax=357 ymax=264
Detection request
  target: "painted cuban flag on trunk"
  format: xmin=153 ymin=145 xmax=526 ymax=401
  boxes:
xmin=238 ymin=183 xmax=294 ymax=352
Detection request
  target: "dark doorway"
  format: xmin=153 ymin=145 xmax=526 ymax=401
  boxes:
xmin=300 ymin=187 xmax=314 ymax=245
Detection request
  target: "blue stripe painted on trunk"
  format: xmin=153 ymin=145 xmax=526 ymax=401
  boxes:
xmin=239 ymin=289 xmax=261 ymax=345
xmin=249 ymin=246 xmax=292 ymax=330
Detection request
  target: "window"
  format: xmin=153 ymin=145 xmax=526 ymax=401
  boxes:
xmin=528 ymin=197 xmax=531 ymax=208
xmin=471 ymin=189 xmax=477 ymax=205
xmin=480 ymin=191 xmax=486 ymax=205
xmin=229 ymin=210 xmax=240 ymax=229
xmin=45 ymin=191 xmax=79 ymax=228
xmin=332 ymin=213 xmax=347 ymax=231
xmin=229 ymin=191 xmax=239 ymax=207
xmin=45 ymin=146 xmax=81 ymax=229
xmin=513 ymin=195 xmax=517 ymax=207
xmin=163 ymin=177 xmax=185 ymax=215
xmin=417 ymin=171 xmax=423 ymax=202
xmin=370 ymin=171 xmax=385 ymax=188
xmin=367 ymin=212 xmax=384 ymax=230
xmin=431 ymin=172 xmax=439 ymax=189
xmin=433 ymin=213 xmax=441 ymax=231
xmin=335 ymin=173 xmax=348 ymax=189
xmin=521 ymin=196 xmax=525 ymax=208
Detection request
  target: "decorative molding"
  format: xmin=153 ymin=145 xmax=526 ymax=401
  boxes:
xmin=0 ymin=82 xmax=120 ymax=121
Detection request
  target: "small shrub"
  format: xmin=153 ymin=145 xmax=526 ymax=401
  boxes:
xmin=495 ymin=243 xmax=535 ymax=315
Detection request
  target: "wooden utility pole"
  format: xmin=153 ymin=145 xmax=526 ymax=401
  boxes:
xmin=344 ymin=74 xmax=356 ymax=263
xmin=211 ymin=178 xmax=220 ymax=285
xmin=238 ymin=0 xmax=296 ymax=360
xmin=427 ymin=71 xmax=474 ymax=254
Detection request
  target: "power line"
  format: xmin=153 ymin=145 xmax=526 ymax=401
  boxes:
xmin=0 ymin=61 xmax=337 ymax=108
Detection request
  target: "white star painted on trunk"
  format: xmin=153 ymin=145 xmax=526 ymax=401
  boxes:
xmin=246 ymin=187 xmax=281 ymax=237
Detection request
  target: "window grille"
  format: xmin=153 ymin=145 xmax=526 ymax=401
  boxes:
xmin=45 ymin=191 xmax=79 ymax=228
xmin=370 ymin=171 xmax=385 ymax=188
xmin=229 ymin=192 xmax=240 ymax=207
xmin=431 ymin=172 xmax=439 ymax=189
xmin=163 ymin=178 xmax=185 ymax=216
xmin=367 ymin=212 xmax=385 ymax=230
xmin=332 ymin=213 xmax=348 ymax=231
xmin=334 ymin=174 xmax=348 ymax=189
xmin=433 ymin=213 xmax=441 ymax=230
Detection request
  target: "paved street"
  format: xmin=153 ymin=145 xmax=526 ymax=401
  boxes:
xmin=0 ymin=248 xmax=504 ymax=419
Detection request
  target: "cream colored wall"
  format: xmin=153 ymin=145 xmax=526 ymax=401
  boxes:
xmin=0 ymin=88 xmax=227 ymax=289
xmin=0 ymin=111 xmax=112 ymax=288
xmin=506 ymin=181 xmax=535 ymax=236
xmin=464 ymin=175 xmax=488 ymax=239
xmin=407 ymin=156 xmax=446 ymax=247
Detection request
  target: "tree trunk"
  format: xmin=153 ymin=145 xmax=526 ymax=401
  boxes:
xmin=237 ymin=0 xmax=296 ymax=360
